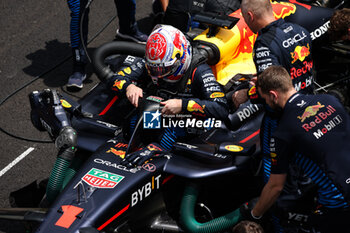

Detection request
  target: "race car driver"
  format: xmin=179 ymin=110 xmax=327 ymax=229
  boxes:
xmin=242 ymin=65 xmax=350 ymax=233
xmin=107 ymin=24 xmax=228 ymax=149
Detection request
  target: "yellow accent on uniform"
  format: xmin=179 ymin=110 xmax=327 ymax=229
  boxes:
xmin=123 ymin=67 xmax=132 ymax=74
xmin=117 ymin=71 xmax=125 ymax=76
xmin=60 ymin=99 xmax=72 ymax=108
xmin=210 ymin=92 xmax=225 ymax=98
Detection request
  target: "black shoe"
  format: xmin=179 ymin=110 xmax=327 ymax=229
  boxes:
xmin=67 ymin=71 xmax=87 ymax=89
xmin=116 ymin=28 xmax=148 ymax=44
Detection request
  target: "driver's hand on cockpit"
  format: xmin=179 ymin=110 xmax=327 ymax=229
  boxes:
xmin=161 ymin=99 xmax=182 ymax=115
xmin=126 ymin=84 xmax=143 ymax=108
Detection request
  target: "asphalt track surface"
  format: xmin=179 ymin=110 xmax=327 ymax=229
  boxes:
xmin=0 ymin=0 xmax=153 ymax=232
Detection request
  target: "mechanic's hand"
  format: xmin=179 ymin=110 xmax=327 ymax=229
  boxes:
xmin=250 ymin=75 xmax=257 ymax=86
xmin=121 ymin=143 xmax=165 ymax=167
xmin=126 ymin=84 xmax=143 ymax=108
xmin=160 ymin=99 xmax=182 ymax=115
xmin=239 ymin=199 xmax=262 ymax=223
xmin=232 ymin=89 xmax=249 ymax=109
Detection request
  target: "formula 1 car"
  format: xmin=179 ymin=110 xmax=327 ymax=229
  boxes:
xmin=3 ymin=1 xmax=350 ymax=233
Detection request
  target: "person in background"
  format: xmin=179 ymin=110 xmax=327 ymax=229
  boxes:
xmin=152 ymin=0 xmax=240 ymax=32
xmin=66 ymin=0 xmax=148 ymax=89
xmin=328 ymin=8 xmax=350 ymax=41
xmin=114 ymin=0 xmax=148 ymax=44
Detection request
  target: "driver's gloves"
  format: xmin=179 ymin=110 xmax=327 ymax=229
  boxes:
xmin=239 ymin=198 xmax=263 ymax=223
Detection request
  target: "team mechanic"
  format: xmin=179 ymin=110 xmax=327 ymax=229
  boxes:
xmin=238 ymin=0 xmax=314 ymax=184
xmin=242 ymin=65 xmax=350 ymax=233
xmin=233 ymin=0 xmax=314 ymax=109
xmin=106 ymin=24 xmax=228 ymax=150
xmin=231 ymin=0 xmax=315 ymax=231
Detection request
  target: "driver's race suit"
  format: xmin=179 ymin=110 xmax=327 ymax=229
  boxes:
xmin=271 ymin=92 xmax=350 ymax=232
xmin=107 ymin=55 xmax=228 ymax=150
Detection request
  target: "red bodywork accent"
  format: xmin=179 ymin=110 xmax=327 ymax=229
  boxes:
xmin=239 ymin=129 xmax=260 ymax=144
xmin=55 ymin=205 xmax=84 ymax=229
xmin=288 ymin=0 xmax=311 ymax=10
xmin=99 ymin=95 xmax=119 ymax=116
xmin=162 ymin=174 xmax=175 ymax=185
xmin=98 ymin=204 xmax=130 ymax=231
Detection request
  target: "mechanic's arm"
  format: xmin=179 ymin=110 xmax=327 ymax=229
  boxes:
xmin=252 ymin=136 xmax=290 ymax=217
xmin=181 ymin=65 xmax=229 ymax=119
xmin=252 ymin=173 xmax=286 ymax=217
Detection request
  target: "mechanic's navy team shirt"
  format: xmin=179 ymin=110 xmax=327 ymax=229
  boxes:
xmin=254 ymin=18 xmax=313 ymax=94
xmin=271 ymin=93 xmax=350 ymax=208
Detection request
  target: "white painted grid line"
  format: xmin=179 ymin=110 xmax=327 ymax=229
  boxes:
xmin=0 ymin=147 xmax=35 ymax=177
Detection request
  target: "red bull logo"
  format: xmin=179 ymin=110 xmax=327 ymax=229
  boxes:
xmin=298 ymin=102 xmax=325 ymax=122
xmin=107 ymin=148 xmax=126 ymax=159
xmin=147 ymin=144 xmax=162 ymax=152
xmin=187 ymin=100 xmax=205 ymax=114
xmin=248 ymin=86 xmax=256 ymax=95
xmin=113 ymin=80 xmax=126 ymax=90
xmin=229 ymin=10 xmax=257 ymax=59
xmin=248 ymin=86 xmax=259 ymax=99
xmin=271 ymin=1 xmax=297 ymax=19
xmin=146 ymin=32 xmax=167 ymax=61
xmin=291 ymin=44 xmax=310 ymax=64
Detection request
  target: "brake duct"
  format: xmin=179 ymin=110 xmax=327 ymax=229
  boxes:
xmin=180 ymin=183 xmax=241 ymax=233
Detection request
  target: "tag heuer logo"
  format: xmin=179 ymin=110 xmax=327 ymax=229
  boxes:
xmin=82 ymin=168 xmax=124 ymax=188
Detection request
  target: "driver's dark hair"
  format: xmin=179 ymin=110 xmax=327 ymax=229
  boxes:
xmin=256 ymin=65 xmax=293 ymax=94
